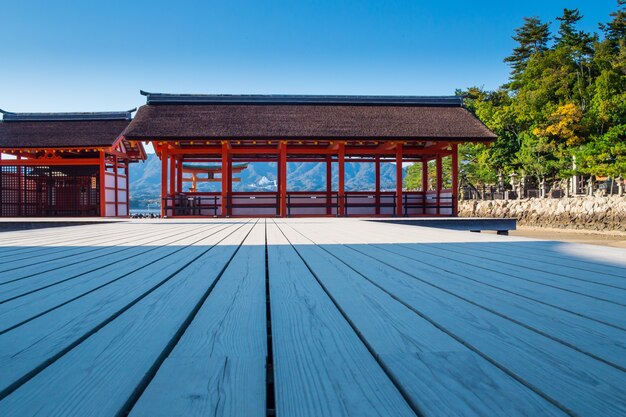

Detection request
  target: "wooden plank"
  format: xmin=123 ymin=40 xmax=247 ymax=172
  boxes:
xmin=277 ymin=222 xmax=567 ymax=417
xmin=0 ymin=224 xmax=179 ymax=269
xmin=0 ymin=223 xmax=134 ymax=250
xmin=355 ymin=243 xmax=626 ymax=371
xmin=128 ymin=221 xmax=267 ymax=417
xmin=0 ymin=223 xmax=232 ymax=332
xmin=386 ymin=243 xmax=626 ymax=329
xmin=465 ymin=240 xmax=626 ymax=278
xmin=298 ymin=221 xmax=626 ymax=329
xmin=0 ymin=223 xmax=206 ymax=287
xmin=426 ymin=242 xmax=626 ymax=290
xmin=0 ymin=223 xmax=255 ymax=417
xmin=400 ymin=243 xmax=626 ymax=304
xmin=0 ymin=222 xmax=245 ymax=396
xmin=0 ymin=223 xmax=178 ymax=264
xmin=281 ymin=221 xmax=626 ymax=417
xmin=266 ymin=221 xmax=417 ymax=417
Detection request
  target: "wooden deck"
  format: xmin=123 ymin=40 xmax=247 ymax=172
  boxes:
xmin=0 ymin=218 xmax=625 ymax=417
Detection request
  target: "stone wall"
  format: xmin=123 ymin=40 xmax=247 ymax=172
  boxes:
xmin=458 ymin=196 xmax=626 ymax=231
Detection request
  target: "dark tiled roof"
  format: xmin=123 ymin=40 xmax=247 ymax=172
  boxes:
xmin=0 ymin=111 xmax=132 ymax=148
xmin=123 ymin=101 xmax=496 ymax=141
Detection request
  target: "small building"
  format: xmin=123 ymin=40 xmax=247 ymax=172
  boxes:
xmin=0 ymin=110 xmax=146 ymax=217
xmin=121 ymin=92 xmax=496 ymax=217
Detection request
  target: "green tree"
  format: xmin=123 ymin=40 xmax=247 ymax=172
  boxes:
xmin=504 ymin=17 xmax=551 ymax=84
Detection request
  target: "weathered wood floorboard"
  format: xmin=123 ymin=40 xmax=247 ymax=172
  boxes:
xmin=1 ymin=218 xmax=625 ymax=417
xmin=0 ymin=222 xmax=254 ymax=417
xmin=0 ymin=224 xmax=232 ymax=332
xmin=359 ymin=243 xmax=626 ymax=371
xmin=384 ymin=242 xmax=626 ymax=329
xmin=425 ymin=242 xmax=626 ymax=290
xmin=0 ymin=223 xmax=244 ymax=396
xmin=0 ymin=223 xmax=211 ymax=290
xmin=468 ymin=241 xmax=626 ymax=278
xmin=0 ymin=223 xmax=135 ymax=251
xmin=266 ymin=221 xmax=417 ymax=417
xmin=276 ymin=222 xmax=567 ymax=417
xmin=129 ymin=221 xmax=267 ymax=417
xmin=282 ymin=220 xmax=626 ymax=417
xmin=0 ymin=224 xmax=183 ymax=269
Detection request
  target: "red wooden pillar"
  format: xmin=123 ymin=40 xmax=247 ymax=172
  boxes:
xmin=221 ymin=142 xmax=229 ymax=217
xmin=395 ymin=143 xmax=403 ymax=216
xmin=114 ymin=155 xmax=119 ymax=217
xmin=177 ymin=157 xmax=183 ymax=193
xmin=100 ymin=151 xmax=106 ymax=217
xmin=17 ymin=155 xmax=22 ymax=216
xmin=125 ymin=161 xmax=130 ymax=217
xmin=451 ymin=143 xmax=459 ymax=216
xmin=337 ymin=142 xmax=345 ymax=216
xmin=169 ymin=152 xmax=176 ymax=196
xmin=161 ymin=146 xmax=168 ymax=217
xmin=375 ymin=156 xmax=381 ymax=215
xmin=326 ymin=155 xmax=332 ymax=215
xmin=436 ymin=153 xmax=443 ymax=216
xmin=279 ymin=141 xmax=287 ymax=217
xmin=421 ymin=158 xmax=428 ymax=214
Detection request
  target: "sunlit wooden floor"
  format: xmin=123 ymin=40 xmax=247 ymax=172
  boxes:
xmin=0 ymin=218 xmax=625 ymax=417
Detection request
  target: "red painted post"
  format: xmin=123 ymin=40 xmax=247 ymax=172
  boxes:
xmin=375 ymin=156 xmax=381 ymax=215
xmin=169 ymin=152 xmax=176 ymax=196
xmin=17 ymin=154 xmax=22 ymax=216
xmin=395 ymin=143 xmax=403 ymax=216
xmin=451 ymin=143 xmax=459 ymax=216
xmin=279 ymin=141 xmax=287 ymax=217
xmin=338 ymin=142 xmax=345 ymax=216
xmin=125 ymin=161 xmax=130 ymax=217
xmin=221 ymin=142 xmax=229 ymax=217
xmin=100 ymin=151 xmax=107 ymax=217
xmin=161 ymin=146 xmax=168 ymax=217
xmin=326 ymin=155 xmax=332 ymax=215
xmin=421 ymin=158 xmax=428 ymax=215
xmin=177 ymin=157 xmax=183 ymax=193
xmin=436 ymin=153 xmax=443 ymax=216
xmin=114 ymin=155 xmax=119 ymax=217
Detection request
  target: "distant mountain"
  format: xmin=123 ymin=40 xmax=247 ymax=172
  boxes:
xmin=129 ymin=153 xmax=405 ymax=208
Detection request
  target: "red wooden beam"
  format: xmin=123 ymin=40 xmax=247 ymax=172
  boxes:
xmin=338 ymin=142 xmax=345 ymax=216
xmin=451 ymin=143 xmax=459 ymax=216
xmin=161 ymin=146 xmax=168 ymax=217
xmin=169 ymin=153 xmax=176 ymax=197
xmin=436 ymin=154 xmax=443 ymax=216
xmin=375 ymin=156 xmax=381 ymax=215
xmin=114 ymin=155 xmax=119 ymax=217
xmin=279 ymin=141 xmax=287 ymax=217
xmin=326 ymin=155 xmax=332 ymax=215
xmin=99 ymin=151 xmax=106 ymax=217
xmin=221 ymin=142 xmax=229 ymax=217
xmin=0 ymin=158 xmax=100 ymax=166
xmin=177 ymin=157 xmax=183 ymax=193
xmin=396 ymin=143 xmax=403 ymax=217
xmin=125 ymin=162 xmax=130 ymax=217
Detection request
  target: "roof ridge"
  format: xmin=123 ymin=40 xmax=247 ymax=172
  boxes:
xmin=0 ymin=109 xmax=136 ymax=122
xmin=140 ymin=91 xmax=464 ymax=107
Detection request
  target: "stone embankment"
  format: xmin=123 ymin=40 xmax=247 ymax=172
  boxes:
xmin=459 ymin=196 xmax=626 ymax=232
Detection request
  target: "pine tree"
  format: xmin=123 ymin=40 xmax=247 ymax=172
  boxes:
xmin=555 ymin=8 xmax=594 ymax=55
xmin=504 ymin=17 xmax=551 ymax=82
xmin=600 ymin=0 xmax=626 ymax=43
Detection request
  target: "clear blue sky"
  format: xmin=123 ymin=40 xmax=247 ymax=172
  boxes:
xmin=0 ymin=0 xmax=618 ymax=113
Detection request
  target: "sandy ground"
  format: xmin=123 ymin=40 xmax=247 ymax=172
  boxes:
xmin=501 ymin=226 xmax=626 ymax=248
